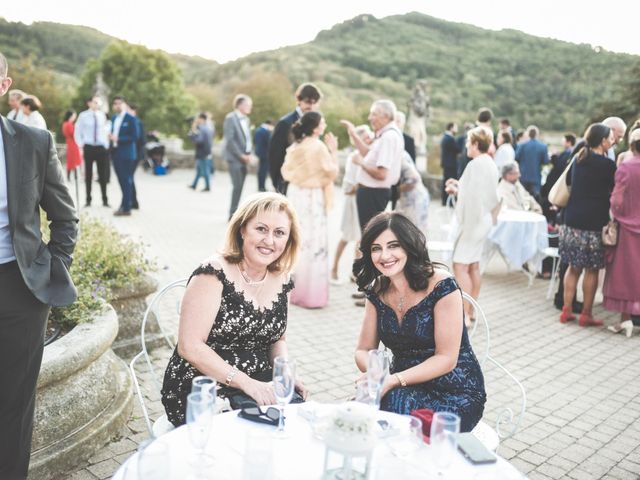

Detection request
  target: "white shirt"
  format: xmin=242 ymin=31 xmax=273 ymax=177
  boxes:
xmin=74 ymin=109 xmax=109 ymax=148
xmin=7 ymin=108 xmax=25 ymax=123
xmin=236 ymin=111 xmax=252 ymax=153
xmin=22 ymin=111 xmax=47 ymax=130
xmin=112 ymin=111 xmax=127 ymax=140
xmin=494 ymin=144 xmax=515 ymax=176
xmin=0 ymin=125 xmax=15 ymax=263
xmin=355 ymin=122 xmax=403 ymax=188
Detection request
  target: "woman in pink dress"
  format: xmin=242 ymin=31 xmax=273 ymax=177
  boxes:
xmin=604 ymin=129 xmax=640 ymax=337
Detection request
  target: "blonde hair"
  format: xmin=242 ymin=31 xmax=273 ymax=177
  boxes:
xmin=467 ymin=125 xmax=494 ymax=153
xmin=223 ymin=192 xmax=300 ymax=274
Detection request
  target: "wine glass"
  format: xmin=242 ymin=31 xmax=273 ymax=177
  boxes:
xmin=186 ymin=392 xmax=215 ymax=474
xmin=387 ymin=416 xmax=423 ymax=458
xmin=367 ymin=350 xmax=390 ymax=407
xmin=191 ymin=375 xmax=217 ymax=413
xmin=272 ymin=356 xmax=296 ymax=438
xmin=430 ymin=412 xmax=461 ymax=476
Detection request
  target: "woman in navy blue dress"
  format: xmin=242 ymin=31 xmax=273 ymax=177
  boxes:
xmin=353 ymin=212 xmax=486 ymax=432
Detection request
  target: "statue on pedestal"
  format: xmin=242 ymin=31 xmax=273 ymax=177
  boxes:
xmin=406 ymin=80 xmax=431 ymax=158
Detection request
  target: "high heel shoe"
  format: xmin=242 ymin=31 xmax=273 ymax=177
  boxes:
xmin=607 ymin=320 xmax=634 ymax=338
xmin=559 ymin=306 xmax=576 ymax=324
xmin=578 ymin=314 xmax=603 ymax=327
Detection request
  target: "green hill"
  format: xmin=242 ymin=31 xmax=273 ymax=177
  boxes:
xmin=0 ymin=13 xmax=636 ymax=135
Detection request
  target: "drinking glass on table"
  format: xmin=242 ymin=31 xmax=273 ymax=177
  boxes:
xmin=192 ymin=375 xmax=218 ymax=413
xmin=272 ymin=356 xmax=296 ymax=438
xmin=387 ymin=416 xmax=423 ymax=458
xmin=430 ymin=412 xmax=461 ymax=476
xmin=367 ymin=350 xmax=390 ymax=407
xmin=186 ymin=391 xmax=215 ymax=473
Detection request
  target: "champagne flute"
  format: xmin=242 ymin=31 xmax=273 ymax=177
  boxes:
xmin=367 ymin=350 xmax=390 ymax=407
xmin=186 ymin=392 xmax=215 ymax=474
xmin=272 ymin=356 xmax=296 ymax=438
xmin=192 ymin=375 xmax=218 ymax=413
xmin=430 ymin=412 xmax=461 ymax=476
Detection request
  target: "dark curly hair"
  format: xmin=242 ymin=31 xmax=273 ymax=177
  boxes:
xmin=353 ymin=212 xmax=439 ymax=295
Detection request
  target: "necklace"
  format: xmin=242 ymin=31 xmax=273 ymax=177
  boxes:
xmin=237 ymin=263 xmax=267 ymax=285
xmin=397 ymin=294 xmax=406 ymax=314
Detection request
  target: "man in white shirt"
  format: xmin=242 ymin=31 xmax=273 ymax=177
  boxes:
xmin=6 ymin=89 xmax=25 ymax=122
xmin=223 ymin=94 xmax=253 ymax=219
xmin=497 ymin=162 xmax=542 ymax=214
xmin=75 ymin=95 xmax=111 ymax=207
xmin=342 ymin=99 xmax=403 ymax=231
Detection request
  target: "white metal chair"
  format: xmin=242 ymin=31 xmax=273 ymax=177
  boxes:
xmin=463 ymin=292 xmax=527 ymax=452
xmin=129 ymin=278 xmax=188 ymax=438
xmin=543 ymin=231 xmax=561 ymax=299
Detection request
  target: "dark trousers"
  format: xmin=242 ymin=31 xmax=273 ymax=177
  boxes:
xmin=0 ymin=261 xmax=50 ymax=479
xmin=257 ymin=155 xmax=269 ymax=192
xmin=112 ymin=156 xmax=137 ymax=212
xmin=83 ymin=145 xmax=109 ymax=205
xmin=442 ymin=166 xmax=457 ymax=205
xmin=229 ymin=163 xmax=247 ymax=219
xmin=356 ymin=186 xmax=391 ymax=231
xmin=131 ymin=158 xmax=141 ymax=208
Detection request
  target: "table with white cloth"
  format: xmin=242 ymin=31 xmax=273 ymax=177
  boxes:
xmin=482 ymin=210 xmax=549 ymax=277
xmin=113 ymin=403 xmax=524 ymax=479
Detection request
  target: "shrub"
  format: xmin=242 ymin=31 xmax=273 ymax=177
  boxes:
xmin=47 ymin=214 xmax=153 ymax=330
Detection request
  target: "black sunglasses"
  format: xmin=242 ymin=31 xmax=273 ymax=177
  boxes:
xmin=238 ymin=403 xmax=282 ymax=426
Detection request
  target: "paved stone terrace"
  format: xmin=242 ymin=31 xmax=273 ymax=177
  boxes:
xmin=59 ymin=169 xmax=640 ymax=480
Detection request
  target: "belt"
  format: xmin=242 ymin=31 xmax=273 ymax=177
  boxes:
xmin=0 ymin=260 xmax=17 ymax=272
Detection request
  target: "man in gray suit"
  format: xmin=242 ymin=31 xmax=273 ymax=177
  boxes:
xmin=223 ymin=94 xmax=253 ymax=219
xmin=0 ymin=52 xmax=78 ymax=479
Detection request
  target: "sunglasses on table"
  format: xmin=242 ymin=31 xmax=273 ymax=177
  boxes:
xmin=238 ymin=402 xmax=282 ymax=426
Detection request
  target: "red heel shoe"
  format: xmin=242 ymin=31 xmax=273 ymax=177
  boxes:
xmin=559 ymin=306 xmax=576 ymax=323
xmin=579 ymin=314 xmax=603 ymax=327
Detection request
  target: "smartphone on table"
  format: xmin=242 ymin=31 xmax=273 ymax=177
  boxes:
xmin=457 ymin=432 xmax=498 ymax=465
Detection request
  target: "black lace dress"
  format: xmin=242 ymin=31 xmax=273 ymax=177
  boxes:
xmin=161 ymin=265 xmax=294 ymax=426
xmin=365 ymin=277 xmax=486 ymax=432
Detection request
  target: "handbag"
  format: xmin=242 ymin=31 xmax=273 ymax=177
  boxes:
xmin=602 ymin=220 xmax=619 ymax=247
xmin=548 ymin=156 xmax=575 ymax=208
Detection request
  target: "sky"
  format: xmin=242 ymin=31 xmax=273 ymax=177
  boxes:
xmin=4 ymin=0 xmax=640 ymax=63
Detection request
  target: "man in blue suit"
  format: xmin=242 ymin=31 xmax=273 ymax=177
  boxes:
xmin=267 ymin=83 xmax=322 ymax=194
xmin=515 ymin=125 xmax=549 ymax=198
xmin=109 ymin=96 xmax=139 ymax=216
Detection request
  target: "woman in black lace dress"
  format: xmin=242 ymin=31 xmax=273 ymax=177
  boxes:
xmin=353 ymin=212 xmax=486 ymax=432
xmin=162 ymin=192 xmax=306 ymax=426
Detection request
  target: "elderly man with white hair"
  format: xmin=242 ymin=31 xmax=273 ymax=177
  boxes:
xmin=602 ymin=116 xmax=627 ymax=160
xmin=497 ymin=162 xmax=542 ymax=213
xmin=341 ymin=99 xmax=403 ymax=231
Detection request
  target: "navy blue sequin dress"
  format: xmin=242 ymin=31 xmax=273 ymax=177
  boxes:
xmin=365 ymin=277 xmax=486 ymax=432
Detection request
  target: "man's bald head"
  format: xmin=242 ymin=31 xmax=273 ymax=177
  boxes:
xmin=602 ymin=117 xmax=627 ymax=144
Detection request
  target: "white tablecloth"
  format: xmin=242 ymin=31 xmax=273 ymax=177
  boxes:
xmin=113 ymin=404 xmax=524 ymax=479
xmin=484 ymin=210 xmax=548 ymax=271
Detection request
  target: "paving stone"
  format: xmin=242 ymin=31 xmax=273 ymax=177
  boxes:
xmin=87 ymin=459 xmax=121 ymax=479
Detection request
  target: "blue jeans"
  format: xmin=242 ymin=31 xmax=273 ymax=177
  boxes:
xmin=191 ymin=157 xmax=212 ymax=189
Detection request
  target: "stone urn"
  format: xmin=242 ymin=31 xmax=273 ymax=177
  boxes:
xmin=110 ymin=273 xmax=160 ymax=358
xmin=29 ymin=306 xmax=132 ymax=480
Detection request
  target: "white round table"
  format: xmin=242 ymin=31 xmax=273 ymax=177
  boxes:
xmin=484 ymin=209 xmax=548 ymax=273
xmin=113 ymin=403 xmax=524 ymax=479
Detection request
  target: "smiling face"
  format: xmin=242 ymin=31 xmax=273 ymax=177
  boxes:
xmin=240 ymin=210 xmax=291 ymax=269
xmin=370 ymin=228 xmax=407 ymax=279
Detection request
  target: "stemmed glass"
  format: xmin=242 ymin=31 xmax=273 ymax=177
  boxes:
xmin=272 ymin=356 xmax=296 ymax=438
xmin=387 ymin=416 xmax=423 ymax=458
xmin=367 ymin=350 xmax=390 ymax=408
xmin=186 ymin=391 xmax=215 ymax=476
xmin=192 ymin=375 xmax=217 ymax=413
xmin=430 ymin=412 xmax=461 ymax=477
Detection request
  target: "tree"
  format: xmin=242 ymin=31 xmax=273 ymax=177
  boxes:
xmin=73 ymin=41 xmax=195 ymax=136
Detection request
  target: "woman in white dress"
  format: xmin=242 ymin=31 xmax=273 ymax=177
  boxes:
xmin=331 ymin=125 xmax=373 ymax=283
xmin=446 ymin=126 xmax=500 ymax=320
xmin=494 ymin=130 xmax=515 ymax=175
xmin=282 ymin=111 xmax=339 ymax=308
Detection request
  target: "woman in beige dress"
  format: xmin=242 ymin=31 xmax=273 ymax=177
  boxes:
xmin=446 ymin=126 xmax=500 ymax=320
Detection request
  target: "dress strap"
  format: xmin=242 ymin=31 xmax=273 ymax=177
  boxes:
xmin=188 ymin=263 xmax=229 ymax=285
xmin=431 ymin=276 xmax=461 ymax=302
